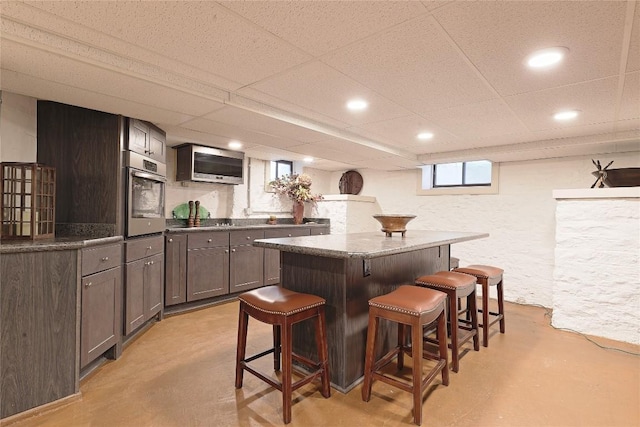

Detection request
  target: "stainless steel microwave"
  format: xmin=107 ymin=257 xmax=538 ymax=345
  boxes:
xmin=174 ymin=143 xmax=244 ymax=185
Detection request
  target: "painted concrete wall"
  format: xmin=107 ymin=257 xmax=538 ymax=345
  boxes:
xmin=553 ymin=194 xmax=639 ymax=344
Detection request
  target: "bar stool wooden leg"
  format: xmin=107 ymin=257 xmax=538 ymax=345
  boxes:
xmin=281 ymin=318 xmax=293 ymax=424
xmin=436 ymin=309 xmax=450 ymax=387
xmin=482 ymin=281 xmax=490 ymax=347
xmin=235 ymin=303 xmax=249 ymax=388
xmin=498 ymin=279 xmax=506 ymax=333
xmin=411 ymin=317 xmax=424 ymax=426
xmin=361 ymin=312 xmax=378 ymax=402
xmin=273 ymin=325 xmax=281 ymax=371
xmin=315 ymin=308 xmax=331 ymax=398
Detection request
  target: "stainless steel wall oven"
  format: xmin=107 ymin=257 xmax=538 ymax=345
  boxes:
xmin=126 ymin=151 xmax=166 ymax=237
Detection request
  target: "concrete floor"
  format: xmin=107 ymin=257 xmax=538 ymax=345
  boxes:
xmin=4 ymin=300 xmax=639 ymax=427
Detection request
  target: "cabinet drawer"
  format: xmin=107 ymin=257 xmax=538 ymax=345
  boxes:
xmin=125 ymin=236 xmax=164 ymax=262
xmin=188 ymin=232 xmax=229 ymax=249
xmin=82 ymin=244 xmax=122 ymax=276
xmin=264 ymin=227 xmax=311 ymax=239
xmin=310 ymin=226 xmax=330 ymax=235
xmin=230 ymin=229 xmax=265 ymax=246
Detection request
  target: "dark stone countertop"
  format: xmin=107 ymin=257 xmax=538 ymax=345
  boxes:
xmin=252 ymin=230 xmax=489 ymax=259
xmin=165 ymin=222 xmax=329 ymax=234
xmin=0 ymin=235 xmax=123 ymax=254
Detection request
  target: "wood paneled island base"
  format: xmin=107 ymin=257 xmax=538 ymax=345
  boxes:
xmin=253 ymin=230 xmax=488 ymax=392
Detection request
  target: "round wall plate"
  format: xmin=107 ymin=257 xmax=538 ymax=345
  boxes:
xmin=339 ymin=170 xmax=363 ymax=195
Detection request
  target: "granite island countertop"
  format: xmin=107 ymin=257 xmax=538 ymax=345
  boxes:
xmin=253 ymin=230 xmax=489 ymax=259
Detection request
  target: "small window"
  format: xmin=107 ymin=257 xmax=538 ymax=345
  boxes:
xmin=270 ymin=160 xmax=293 ymax=180
xmin=418 ymin=160 xmax=498 ymax=195
xmin=434 ymin=160 xmax=491 ymax=187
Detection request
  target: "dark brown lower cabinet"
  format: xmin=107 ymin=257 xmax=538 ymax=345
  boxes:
xmin=165 ymin=234 xmax=187 ymax=306
xmin=165 ymin=225 xmax=329 ymax=308
xmin=230 ymin=229 xmax=264 ymax=292
xmin=80 ymin=243 xmax=122 ymax=368
xmin=81 ymin=266 xmax=121 ymax=368
xmin=187 ymin=246 xmax=229 ymax=301
xmin=124 ymin=236 xmax=164 ymax=336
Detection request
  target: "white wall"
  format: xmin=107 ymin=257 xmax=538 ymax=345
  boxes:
xmin=0 ymin=91 xmax=37 ymax=162
xmin=334 ymin=151 xmax=640 ymax=308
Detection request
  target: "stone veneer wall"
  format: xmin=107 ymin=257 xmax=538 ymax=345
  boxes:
xmin=552 ymin=189 xmax=640 ymax=344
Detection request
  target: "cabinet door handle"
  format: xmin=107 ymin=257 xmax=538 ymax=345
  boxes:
xmin=207 ymin=239 xmax=212 ymax=243
xmin=246 ymin=236 xmax=251 ymax=240
xmin=288 ymin=234 xmax=292 ymax=237
xmin=85 ymin=282 xmax=92 ymax=288
xmin=231 ymin=249 xmax=236 ymax=253
xmin=150 ymin=260 xmax=155 ymax=265
xmin=101 ymin=256 xmax=109 ymax=261
xmin=145 ymin=149 xmax=155 ymax=155
xmin=168 ymin=238 xmax=173 ymax=243
xmin=225 ymin=249 xmax=229 ymax=253
xmin=147 ymin=246 xmax=152 ymax=250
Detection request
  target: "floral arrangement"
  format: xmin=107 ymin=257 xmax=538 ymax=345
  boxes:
xmin=269 ymin=173 xmax=323 ymax=204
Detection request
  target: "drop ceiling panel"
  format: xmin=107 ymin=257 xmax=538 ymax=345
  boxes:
xmin=620 ymin=72 xmax=640 ymax=121
xmin=350 ymin=155 xmax=423 ymax=171
xmin=322 ymin=14 xmax=497 ymax=114
xmin=24 ymin=0 xmax=313 ymax=87
xmin=0 ymin=41 xmax=226 ymax=118
xmin=505 ymin=77 xmax=619 ymax=131
xmin=220 ymin=1 xmax=428 ymax=56
xmin=202 ymin=105 xmax=331 ymax=143
xmin=433 ymin=1 xmax=628 ymax=96
xmin=242 ymin=61 xmax=412 ymax=126
xmin=180 ymin=117 xmax=314 ymax=151
xmin=423 ymin=99 xmax=529 ymax=140
xmin=625 ymin=4 xmax=640 ymax=72
xmin=1 ymin=69 xmax=196 ymax=126
xmin=348 ymin=114 xmax=460 ymax=153
xmin=312 ymin=137 xmax=411 ymax=160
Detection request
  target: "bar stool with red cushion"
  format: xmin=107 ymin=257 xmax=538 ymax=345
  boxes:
xmin=415 ymin=271 xmax=479 ymax=372
xmin=235 ymin=285 xmax=331 ymax=424
xmin=362 ymin=285 xmax=449 ymax=426
xmin=454 ymin=265 xmax=505 ymax=347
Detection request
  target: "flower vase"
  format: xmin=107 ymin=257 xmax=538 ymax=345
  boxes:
xmin=292 ymin=201 xmax=304 ymax=225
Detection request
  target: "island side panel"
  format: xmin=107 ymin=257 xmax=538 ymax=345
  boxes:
xmin=343 ymin=245 xmax=448 ymax=388
xmin=279 ymin=245 xmax=449 ymax=392
xmin=1 ymin=250 xmax=78 ymax=419
xmin=280 ymin=252 xmax=348 ymax=389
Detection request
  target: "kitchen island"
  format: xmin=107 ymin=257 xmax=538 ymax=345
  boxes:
xmin=253 ymin=230 xmax=488 ymax=392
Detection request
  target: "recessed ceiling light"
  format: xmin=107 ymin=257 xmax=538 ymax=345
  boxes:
xmin=526 ymin=47 xmax=568 ymax=69
xmin=553 ymin=110 xmax=580 ymax=121
xmin=303 ymin=157 xmax=314 ymax=163
xmin=228 ymin=140 xmax=243 ymax=149
xmin=417 ymin=132 xmax=434 ymax=141
xmin=346 ymin=99 xmax=368 ymax=111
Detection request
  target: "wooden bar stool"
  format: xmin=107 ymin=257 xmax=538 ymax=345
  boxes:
xmin=235 ymin=286 xmax=331 ymax=424
xmin=415 ymin=271 xmax=479 ymax=372
xmin=362 ymin=285 xmax=449 ymax=426
xmin=454 ymin=265 xmax=505 ymax=347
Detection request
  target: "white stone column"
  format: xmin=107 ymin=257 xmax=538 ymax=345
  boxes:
xmin=552 ymin=188 xmax=640 ymax=344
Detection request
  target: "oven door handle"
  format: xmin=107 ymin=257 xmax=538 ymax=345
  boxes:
xmin=131 ymin=171 xmax=166 ymax=183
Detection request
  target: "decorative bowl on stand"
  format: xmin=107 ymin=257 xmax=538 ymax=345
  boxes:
xmin=373 ymin=214 xmax=416 ymax=237
xmin=591 ymin=167 xmax=640 ymax=187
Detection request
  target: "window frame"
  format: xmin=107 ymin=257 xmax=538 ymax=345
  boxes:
xmin=417 ymin=161 xmax=500 ymax=196
xmin=432 ymin=160 xmax=492 ymax=188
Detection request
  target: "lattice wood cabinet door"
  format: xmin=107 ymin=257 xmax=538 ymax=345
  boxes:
xmin=1 ymin=162 xmax=56 ymax=240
